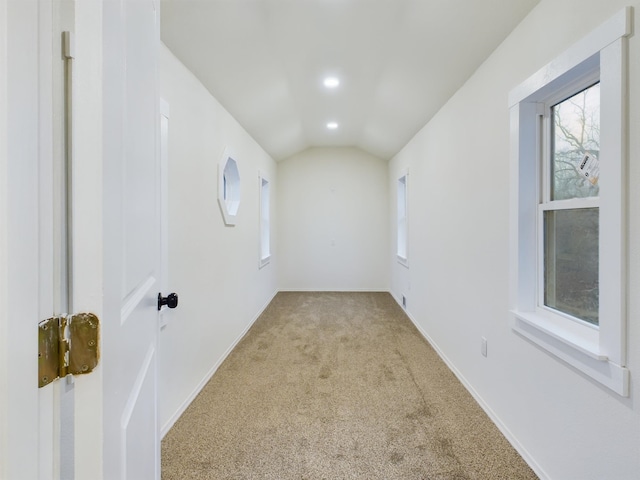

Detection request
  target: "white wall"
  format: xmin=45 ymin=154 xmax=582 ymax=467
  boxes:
xmin=278 ymin=147 xmax=388 ymax=291
xmin=159 ymin=45 xmax=278 ymax=435
xmin=390 ymin=1 xmax=640 ymax=479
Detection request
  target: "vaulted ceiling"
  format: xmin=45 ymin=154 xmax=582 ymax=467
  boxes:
xmin=161 ymin=0 xmax=540 ymax=161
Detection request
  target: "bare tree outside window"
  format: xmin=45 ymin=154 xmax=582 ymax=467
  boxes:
xmin=551 ymin=83 xmax=600 ymax=201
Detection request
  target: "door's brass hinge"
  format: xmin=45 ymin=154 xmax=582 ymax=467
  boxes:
xmin=38 ymin=313 xmax=100 ymax=388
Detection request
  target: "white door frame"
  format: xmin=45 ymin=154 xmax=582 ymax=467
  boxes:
xmin=160 ymin=99 xmax=170 ymax=333
xmin=0 ymin=1 xmax=54 ymax=478
xmin=0 ymin=1 xmax=111 ymax=478
xmin=0 ymin=1 xmax=104 ymax=478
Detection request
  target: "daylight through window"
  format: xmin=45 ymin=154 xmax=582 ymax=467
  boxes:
xmin=542 ymin=82 xmax=600 ymax=326
xmin=397 ymin=173 xmax=408 ymax=265
xmin=508 ymin=8 xmax=630 ymax=395
xmin=259 ymin=175 xmax=271 ymax=267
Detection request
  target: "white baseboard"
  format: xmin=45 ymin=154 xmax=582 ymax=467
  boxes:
xmin=389 ymin=291 xmax=549 ymax=480
xmin=161 ymin=289 xmax=278 ymax=438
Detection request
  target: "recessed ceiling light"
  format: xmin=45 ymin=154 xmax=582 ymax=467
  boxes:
xmin=323 ymin=77 xmax=340 ymax=88
xmin=326 ymin=122 xmax=339 ymax=130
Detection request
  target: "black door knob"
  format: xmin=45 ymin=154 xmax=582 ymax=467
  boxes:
xmin=158 ymin=292 xmax=178 ymax=311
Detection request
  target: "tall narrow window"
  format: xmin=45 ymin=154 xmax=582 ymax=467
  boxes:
xmin=509 ymin=8 xmax=630 ymax=395
xmin=259 ymin=174 xmax=270 ymax=268
xmin=397 ymin=172 xmax=408 ymax=265
xmin=542 ymin=82 xmax=600 ymax=326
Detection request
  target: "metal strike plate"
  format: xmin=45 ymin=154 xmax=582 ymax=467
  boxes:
xmin=38 ymin=317 xmax=61 ymax=388
xmin=67 ymin=313 xmax=100 ymax=376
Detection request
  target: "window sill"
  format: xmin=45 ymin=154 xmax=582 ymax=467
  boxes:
xmin=514 ymin=310 xmax=603 ymax=359
xmin=511 ymin=310 xmax=629 ymax=396
xmin=259 ymin=255 xmax=271 ymax=269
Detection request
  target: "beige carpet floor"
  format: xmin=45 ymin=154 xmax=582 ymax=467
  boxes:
xmin=162 ymin=292 xmax=538 ymax=479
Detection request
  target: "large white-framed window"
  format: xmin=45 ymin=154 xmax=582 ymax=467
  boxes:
xmin=397 ymin=170 xmax=408 ymax=266
xmin=258 ymin=173 xmax=271 ymax=268
xmin=509 ymin=8 xmax=630 ymax=396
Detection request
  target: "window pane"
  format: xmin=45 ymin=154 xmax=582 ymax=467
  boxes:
xmin=397 ymin=176 xmax=407 ymax=259
xmin=260 ymin=178 xmax=270 ymax=260
xmin=544 ymin=208 xmax=599 ymax=325
xmin=551 ymin=83 xmax=600 ymax=201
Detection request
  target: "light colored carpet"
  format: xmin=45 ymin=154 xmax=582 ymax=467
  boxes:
xmin=162 ymin=292 xmax=538 ymax=479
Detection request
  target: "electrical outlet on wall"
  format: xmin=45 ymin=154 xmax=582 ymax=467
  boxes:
xmin=481 ymin=337 xmax=488 ymax=357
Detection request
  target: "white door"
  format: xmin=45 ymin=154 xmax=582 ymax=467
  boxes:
xmin=101 ymin=0 xmax=162 ymax=478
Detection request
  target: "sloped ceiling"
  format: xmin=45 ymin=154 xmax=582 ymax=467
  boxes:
xmin=161 ymin=0 xmax=540 ymax=161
